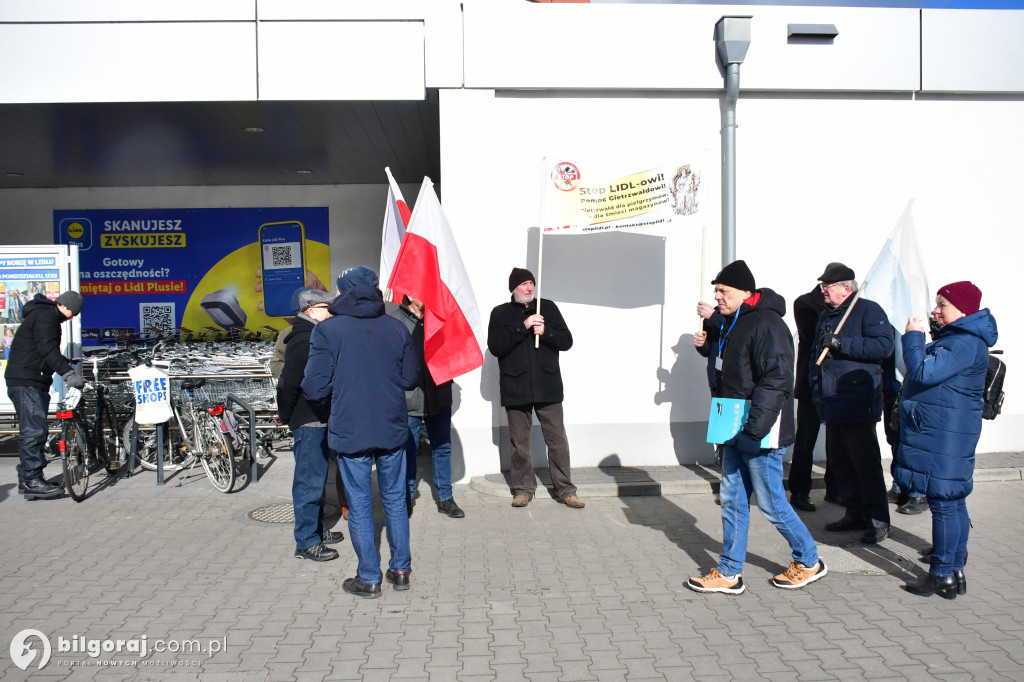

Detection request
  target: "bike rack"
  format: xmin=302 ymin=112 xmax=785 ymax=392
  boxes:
xmin=226 ymin=392 xmax=259 ymax=484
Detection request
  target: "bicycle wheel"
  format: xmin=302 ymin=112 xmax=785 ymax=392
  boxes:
xmin=100 ymin=399 xmax=121 ymax=477
xmin=62 ymin=419 xmax=90 ymax=502
xmin=199 ymin=415 xmax=235 ymax=493
xmin=123 ymin=417 xmax=192 ymax=472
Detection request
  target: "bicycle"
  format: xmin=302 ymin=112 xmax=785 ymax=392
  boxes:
xmin=56 ymin=358 xmax=123 ymax=502
xmin=123 ymin=377 xmax=236 ymax=492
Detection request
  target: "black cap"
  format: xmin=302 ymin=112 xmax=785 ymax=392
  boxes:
xmin=508 ymin=267 xmax=535 ymax=292
xmin=711 ymin=260 xmax=755 ymax=292
xmin=817 ymin=262 xmax=855 ymax=283
xmin=55 ymin=290 xmax=84 ymax=316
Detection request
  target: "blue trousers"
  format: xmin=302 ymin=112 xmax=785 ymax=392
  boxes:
xmin=336 ymin=446 xmax=410 ymax=584
xmin=719 ymin=445 xmax=820 ymax=576
xmin=405 ymin=409 xmax=454 ymax=501
xmin=291 ymin=426 xmax=331 ymax=550
xmin=928 ymin=497 xmax=969 ymax=578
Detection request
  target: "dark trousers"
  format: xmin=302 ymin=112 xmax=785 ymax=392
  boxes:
xmin=8 ymin=385 xmax=51 ymax=480
xmin=506 ymin=402 xmax=576 ymax=498
xmin=787 ymin=398 xmax=820 ymax=499
xmin=825 ymin=422 xmax=890 ymax=524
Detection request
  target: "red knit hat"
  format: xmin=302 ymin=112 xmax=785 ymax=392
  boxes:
xmin=937 ymin=281 xmax=982 ymax=316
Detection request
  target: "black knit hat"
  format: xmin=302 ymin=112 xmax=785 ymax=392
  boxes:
xmin=508 ymin=267 xmax=535 ymax=292
xmin=711 ymin=260 xmax=755 ymax=292
xmin=55 ymin=290 xmax=84 ymax=316
xmin=817 ymin=262 xmax=855 ymax=283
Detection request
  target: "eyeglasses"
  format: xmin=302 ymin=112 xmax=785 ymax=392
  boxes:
xmin=819 ymin=282 xmax=844 ymax=292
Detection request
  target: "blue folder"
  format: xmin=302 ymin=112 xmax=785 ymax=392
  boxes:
xmin=706 ymin=397 xmax=771 ymax=448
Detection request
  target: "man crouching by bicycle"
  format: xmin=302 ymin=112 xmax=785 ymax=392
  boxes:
xmin=5 ymin=290 xmax=85 ymax=499
xmin=277 ymin=287 xmax=345 ymax=562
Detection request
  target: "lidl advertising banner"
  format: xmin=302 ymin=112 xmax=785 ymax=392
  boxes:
xmin=542 ymin=159 xmax=702 ymax=234
xmin=54 ymin=208 xmax=329 ymax=343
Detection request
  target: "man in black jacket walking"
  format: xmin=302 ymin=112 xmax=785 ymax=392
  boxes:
xmin=487 ymin=268 xmax=583 ymax=509
xmin=277 ymin=288 xmax=344 ymax=562
xmin=687 ymin=261 xmax=825 ymax=595
xmin=5 ymin=291 xmax=84 ymax=499
xmin=788 ymin=283 xmax=826 ymax=511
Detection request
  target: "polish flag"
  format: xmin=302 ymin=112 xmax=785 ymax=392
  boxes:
xmin=379 ymin=166 xmax=412 ymax=301
xmin=388 ymin=178 xmax=485 ymax=384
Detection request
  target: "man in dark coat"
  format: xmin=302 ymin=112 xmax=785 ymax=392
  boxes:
xmin=810 ymin=263 xmax=895 ymax=544
xmin=5 ymin=291 xmax=84 ymax=498
xmin=687 ymin=260 xmax=825 ymax=595
xmin=302 ymin=266 xmax=419 ymax=598
xmin=277 ymin=288 xmax=344 ymax=562
xmin=787 ymin=283 xmax=826 ymax=511
xmin=386 ymin=295 xmax=464 ymax=519
xmin=487 ymin=267 xmax=583 ymax=509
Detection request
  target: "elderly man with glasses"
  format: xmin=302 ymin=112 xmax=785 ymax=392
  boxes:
xmin=809 ymin=263 xmax=895 ymax=544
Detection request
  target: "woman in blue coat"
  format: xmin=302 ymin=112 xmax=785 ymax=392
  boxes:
xmin=895 ymin=281 xmax=997 ymax=599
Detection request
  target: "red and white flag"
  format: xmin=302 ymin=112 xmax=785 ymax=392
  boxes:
xmin=379 ymin=166 xmax=411 ymax=300
xmin=389 ymin=178 xmax=485 ymax=384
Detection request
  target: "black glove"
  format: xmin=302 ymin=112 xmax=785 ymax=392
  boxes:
xmin=823 ymin=333 xmax=842 ymax=353
xmin=724 ymin=430 xmax=762 ymax=456
xmin=62 ymin=370 xmax=85 ymax=389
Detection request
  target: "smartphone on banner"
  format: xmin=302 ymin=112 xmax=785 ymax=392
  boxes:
xmin=259 ymin=221 xmax=307 ymax=317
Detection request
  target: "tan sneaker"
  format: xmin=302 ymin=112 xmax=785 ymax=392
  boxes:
xmin=686 ymin=568 xmax=745 ymax=595
xmin=560 ymin=494 xmax=585 ymax=509
xmin=511 ymin=494 xmax=532 ymax=508
xmin=772 ymin=560 xmax=827 ymax=589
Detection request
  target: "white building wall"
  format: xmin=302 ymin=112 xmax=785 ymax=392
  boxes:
xmin=0 ymin=1 xmax=1022 ymax=482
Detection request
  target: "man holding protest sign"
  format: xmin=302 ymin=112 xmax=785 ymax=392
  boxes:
xmin=487 ymin=268 xmax=583 ymax=509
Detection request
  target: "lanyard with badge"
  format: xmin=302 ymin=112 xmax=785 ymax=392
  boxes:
xmin=715 ymin=304 xmax=741 ymax=372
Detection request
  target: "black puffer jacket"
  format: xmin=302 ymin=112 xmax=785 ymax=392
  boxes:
xmin=487 ymin=297 xmax=572 ymax=407
xmin=276 ymin=316 xmax=323 ymax=429
xmin=4 ymin=295 xmax=73 ymax=389
xmin=695 ymin=289 xmax=796 ymax=445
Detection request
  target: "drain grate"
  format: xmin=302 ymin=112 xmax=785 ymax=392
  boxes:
xmin=246 ymin=502 xmax=340 ymax=524
xmin=248 ymin=502 xmax=295 ymax=523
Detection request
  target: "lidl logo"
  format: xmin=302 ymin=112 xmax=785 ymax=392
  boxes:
xmin=59 ymin=218 xmax=92 ymax=251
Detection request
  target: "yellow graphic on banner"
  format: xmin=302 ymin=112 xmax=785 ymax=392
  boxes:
xmin=544 ymin=162 xmax=700 ymax=234
xmin=100 ymin=233 xmax=187 ymax=248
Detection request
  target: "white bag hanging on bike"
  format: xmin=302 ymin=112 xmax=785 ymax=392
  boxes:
xmin=128 ymin=363 xmax=173 ymax=424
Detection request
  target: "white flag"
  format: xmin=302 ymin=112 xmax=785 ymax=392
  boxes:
xmin=379 ymin=166 xmax=411 ymax=298
xmin=863 ymin=200 xmax=931 ymax=376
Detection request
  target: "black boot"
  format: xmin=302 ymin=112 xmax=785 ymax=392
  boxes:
xmin=954 ymin=570 xmax=967 ymax=595
xmin=22 ymin=476 xmax=63 ymax=499
xmin=904 ymin=573 xmax=957 ymax=599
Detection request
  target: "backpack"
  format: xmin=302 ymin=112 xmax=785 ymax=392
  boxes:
xmin=984 ymin=350 xmax=1006 ymax=420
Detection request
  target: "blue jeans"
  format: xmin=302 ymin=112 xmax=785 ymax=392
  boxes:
xmin=405 ymin=409 xmax=454 ymax=501
xmin=291 ymin=426 xmax=331 ymax=550
xmin=929 ymin=497 xmax=969 ymax=577
xmin=337 ymin=446 xmax=410 ymax=584
xmin=719 ymin=445 xmax=819 ymax=576
xmin=8 ymin=385 xmax=51 ymax=479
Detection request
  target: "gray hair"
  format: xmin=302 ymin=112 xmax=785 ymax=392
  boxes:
xmin=837 ymin=279 xmax=858 ymax=292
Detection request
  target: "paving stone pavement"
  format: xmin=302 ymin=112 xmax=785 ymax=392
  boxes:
xmin=2 ymin=447 xmax=1024 ymax=681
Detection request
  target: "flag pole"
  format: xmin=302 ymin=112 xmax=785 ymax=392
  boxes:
xmin=536 ymin=158 xmax=551 ymax=349
xmin=815 ymin=281 xmax=868 ymax=366
xmin=697 ymin=225 xmax=707 ymax=334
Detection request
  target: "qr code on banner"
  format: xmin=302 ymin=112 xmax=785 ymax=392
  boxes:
xmin=271 ymin=245 xmax=293 ymax=267
xmin=263 ymin=241 xmax=300 ymax=270
xmin=139 ymin=303 xmax=175 ymax=336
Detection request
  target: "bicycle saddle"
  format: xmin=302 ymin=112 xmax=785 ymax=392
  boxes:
xmin=180 ymin=378 xmax=207 ymax=390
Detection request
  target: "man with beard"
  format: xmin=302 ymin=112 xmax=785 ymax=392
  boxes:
xmin=487 ymin=268 xmax=583 ymax=509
